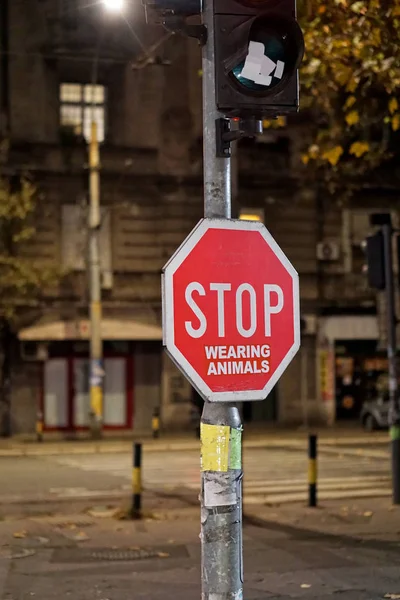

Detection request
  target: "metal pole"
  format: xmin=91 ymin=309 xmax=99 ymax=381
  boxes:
xmin=152 ymin=407 xmax=160 ymax=439
xmin=36 ymin=410 xmax=43 ymax=443
xmin=308 ymin=434 xmax=317 ymax=507
xmin=202 ymin=0 xmax=231 ymax=220
xmin=301 ymin=347 xmax=309 ymax=430
xmin=89 ymin=120 xmax=103 ymax=439
xmin=382 ymin=223 xmax=400 ymax=504
xmin=201 ymin=1 xmax=243 ymax=599
xmin=131 ymin=442 xmax=142 ymax=518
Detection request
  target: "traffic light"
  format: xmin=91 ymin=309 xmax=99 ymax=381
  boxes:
xmin=363 ymin=232 xmax=386 ymax=290
xmin=397 ymin=234 xmax=400 ymax=287
xmin=214 ymin=0 xmax=304 ymax=118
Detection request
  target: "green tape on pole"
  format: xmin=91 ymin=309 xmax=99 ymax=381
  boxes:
xmin=229 ymin=428 xmax=242 ymax=470
xmin=390 ymin=425 xmax=400 ymax=441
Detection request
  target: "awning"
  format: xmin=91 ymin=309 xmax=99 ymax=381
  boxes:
xmin=19 ymin=319 xmax=162 ymax=341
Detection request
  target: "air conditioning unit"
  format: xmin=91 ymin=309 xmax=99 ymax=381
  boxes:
xmin=316 ymin=240 xmax=340 ymax=261
xmin=101 ymin=271 xmax=113 ymax=290
xmin=21 ymin=342 xmax=48 ymax=362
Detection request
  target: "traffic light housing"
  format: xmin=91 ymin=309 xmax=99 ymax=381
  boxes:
xmin=214 ymin=0 xmax=304 ymax=118
xmin=143 ymin=0 xmax=200 ymax=23
xmin=364 ymin=232 xmax=386 ymax=290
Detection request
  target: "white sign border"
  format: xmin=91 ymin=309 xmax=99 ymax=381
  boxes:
xmin=162 ymin=218 xmax=301 ymax=402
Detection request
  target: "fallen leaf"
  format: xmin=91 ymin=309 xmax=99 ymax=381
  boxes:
xmin=301 ymin=584 xmax=311 ymax=589
xmin=363 ymin=511 xmax=373 ymax=518
xmin=384 ymin=594 xmax=400 ymax=599
xmin=157 ymin=552 xmax=170 ymax=558
xmin=13 ymin=531 xmax=27 ymax=539
xmin=73 ymin=532 xmax=89 ymax=541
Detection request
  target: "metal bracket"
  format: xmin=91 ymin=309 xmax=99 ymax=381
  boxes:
xmin=161 ymin=16 xmax=207 ymax=45
xmin=216 ymin=118 xmax=263 ymax=158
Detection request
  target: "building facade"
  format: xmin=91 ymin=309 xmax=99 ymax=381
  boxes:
xmin=0 ymin=0 xmax=394 ymax=436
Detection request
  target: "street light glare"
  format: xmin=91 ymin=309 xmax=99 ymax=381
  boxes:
xmin=103 ymin=0 xmax=124 ymax=12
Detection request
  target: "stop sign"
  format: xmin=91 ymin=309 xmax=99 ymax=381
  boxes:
xmin=162 ymin=218 xmax=300 ymax=402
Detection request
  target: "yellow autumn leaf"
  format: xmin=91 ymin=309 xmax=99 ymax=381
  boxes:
xmin=322 ymin=146 xmax=344 ymax=166
xmin=301 ymin=154 xmax=310 ymax=165
xmin=345 ymin=110 xmax=359 ymax=126
xmin=392 ymin=114 xmax=400 ymax=131
xmin=346 ymin=78 xmax=358 ymax=93
xmin=389 ymin=98 xmax=399 ymax=115
xmin=369 ymin=28 xmax=381 ymax=46
xmin=276 ymin=116 xmax=286 ymax=128
xmin=262 ymin=119 xmax=272 ymax=129
xmin=349 ymin=141 xmax=369 ymax=157
xmin=351 ymin=1 xmax=366 ymax=13
xmin=318 ymin=5 xmax=327 ymax=13
xmin=344 ymin=96 xmax=356 ymax=110
xmin=335 ymin=65 xmax=352 ymax=86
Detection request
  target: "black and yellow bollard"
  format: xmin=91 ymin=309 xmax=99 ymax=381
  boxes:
xmin=36 ymin=411 xmax=43 ymax=443
xmin=308 ymin=434 xmax=317 ymax=507
xmin=131 ymin=443 xmax=142 ymax=519
xmin=152 ymin=407 xmax=160 ymax=439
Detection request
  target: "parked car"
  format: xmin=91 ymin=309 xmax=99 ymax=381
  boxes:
xmin=360 ymin=397 xmax=389 ymax=431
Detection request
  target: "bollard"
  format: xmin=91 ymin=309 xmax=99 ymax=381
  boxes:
xmin=36 ymin=411 xmax=43 ymax=443
xmin=131 ymin=443 xmax=142 ymax=518
xmin=152 ymin=407 xmax=160 ymax=439
xmin=308 ymin=434 xmax=317 ymax=507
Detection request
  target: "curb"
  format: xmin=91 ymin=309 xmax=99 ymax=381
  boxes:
xmin=0 ymin=441 xmax=389 ymax=459
xmin=0 ymin=438 xmax=303 ymax=457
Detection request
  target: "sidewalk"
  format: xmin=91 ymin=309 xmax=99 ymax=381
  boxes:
xmin=244 ymin=495 xmax=400 ymax=542
xmin=0 ymin=427 xmax=389 ymax=457
xmin=0 ymin=496 xmax=400 ymax=600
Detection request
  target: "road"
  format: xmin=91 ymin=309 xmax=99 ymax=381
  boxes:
xmin=0 ymin=438 xmax=392 ymax=506
xmin=1 ymin=496 xmax=400 ymax=600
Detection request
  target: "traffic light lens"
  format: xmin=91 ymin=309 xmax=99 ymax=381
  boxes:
xmin=232 ymin=34 xmax=286 ymax=91
xmin=229 ymin=15 xmax=304 ymax=96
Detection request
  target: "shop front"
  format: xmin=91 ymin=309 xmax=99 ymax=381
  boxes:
xmin=42 ymin=349 xmax=133 ymax=431
xmin=18 ymin=317 xmax=163 ymax=434
xmin=318 ymin=314 xmax=385 ymax=423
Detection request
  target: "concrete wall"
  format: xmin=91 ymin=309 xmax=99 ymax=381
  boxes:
xmin=11 ymin=362 xmax=41 ymax=434
xmin=161 ymin=355 xmax=192 ymax=431
xmin=278 ymin=335 xmax=319 ymax=425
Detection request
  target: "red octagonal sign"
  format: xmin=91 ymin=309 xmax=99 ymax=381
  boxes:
xmin=162 ymin=219 xmax=300 ymax=402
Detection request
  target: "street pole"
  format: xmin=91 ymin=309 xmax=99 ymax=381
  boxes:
xmin=382 ymin=221 xmax=400 ymax=504
xmin=89 ymin=120 xmax=104 ymax=439
xmin=200 ymin=0 xmax=243 ymax=598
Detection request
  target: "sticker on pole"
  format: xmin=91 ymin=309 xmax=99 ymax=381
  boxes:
xmin=162 ymin=218 xmax=300 ymax=402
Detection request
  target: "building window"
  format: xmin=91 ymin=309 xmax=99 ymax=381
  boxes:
xmin=60 ymin=83 xmax=106 ymax=142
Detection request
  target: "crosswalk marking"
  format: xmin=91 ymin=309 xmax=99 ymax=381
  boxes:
xmin=45 ymin=447 xmax=392 ymax=504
